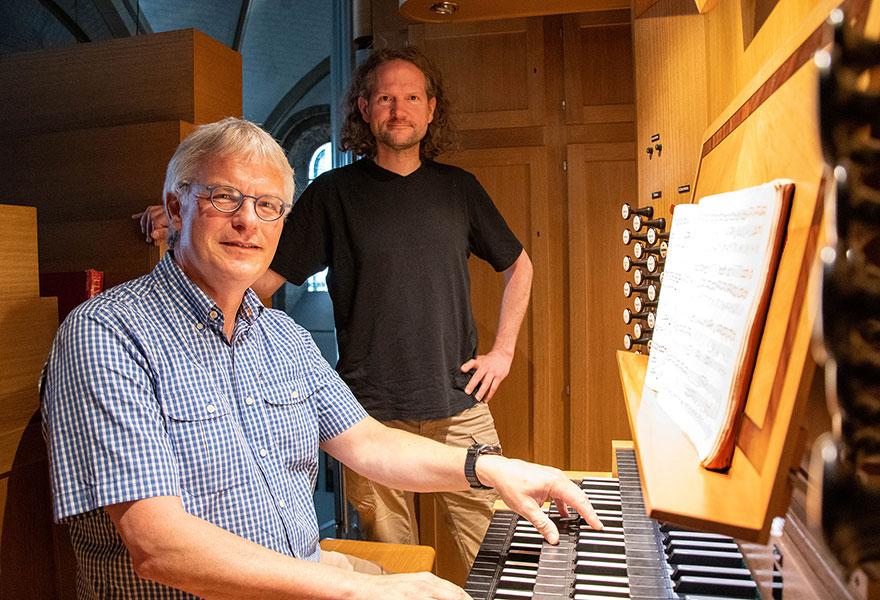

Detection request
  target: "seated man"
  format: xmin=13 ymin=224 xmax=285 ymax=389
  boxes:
xmin=41 ymin=117 xmax=602 ymax=600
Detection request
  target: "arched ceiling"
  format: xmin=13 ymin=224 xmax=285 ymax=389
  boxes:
xmin=0 ymin=0 xmax=332 ymax=124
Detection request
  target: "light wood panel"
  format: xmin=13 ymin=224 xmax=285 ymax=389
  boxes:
xmin=0 ymin=296 xmax=58 ymax=399
xmin=410 ymin=19 xmax=547 ymax=129
xmin=704 ymin=0 xmax=839 ymax=123
xmin=0 ymin=298 xmax=57 ymax=475
xmin=634 ymin=0 xmax=708 ymax=213
xmin=561 ymin=14 xmax=638 ymax=472
xmin=0 ymin=205 xmax=39 ymax=300
xmin=319 ymin=538 xmax=435 ymax=573
xmin=568 ymin=144 xmax=637 ymax=472
xmin=0 ymin=204 xmax=61 ymax=594
xmin=411 ymin=9 xmax=637 ymax=580
xmin=0 ymin=26 xmax=240 ymax=303
xmin=1 ymin=121 xmax=194 ymax=223
xmin=446 ymin=147 xmax=550 ymax=464
xmin=0 ymin=389 xmax=46 ymax=477
xmin=563 ymin=11 xmax=635 ymax=125
xmin=633 ymin=0 xmax=842 ymax=223
xmin=415 ymin=147 xmax=554 ymax=587
xmin=0 ymin=28 xmax=241 ymax=139
xmin=567 ymin=121 xmax=638 ymax=145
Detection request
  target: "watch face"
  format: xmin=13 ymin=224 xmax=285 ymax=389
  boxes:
xmin=476 ymin=444 xmax=502 ymax=455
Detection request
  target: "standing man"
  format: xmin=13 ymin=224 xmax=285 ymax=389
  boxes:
xmin=263 ymin=46 xmax=533 ymax=572
xmin=136 ymin=47 xmax=532 ymax=571
xmin=53 ymin=117 xmax=599 ymax=599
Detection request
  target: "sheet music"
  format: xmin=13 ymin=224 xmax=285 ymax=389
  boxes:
xmin=643 ymin=180 xmax=793 ymax=465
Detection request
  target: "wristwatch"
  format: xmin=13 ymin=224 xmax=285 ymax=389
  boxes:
xmin=465 ymin=443 xmax=503 ymax=489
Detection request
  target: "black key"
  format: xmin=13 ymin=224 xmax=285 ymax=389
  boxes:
xmin=671 ymin=563 xmax=753 ymax=580
xmin=674 ymin=575 xmax=758 ymax=598
xmin=498 ymin=574 xmax=537 ymax=590
xmin=574 ymin=559 xmax=629 ymax=576
xmin=666 ymin=548 xmax=745 ymax=568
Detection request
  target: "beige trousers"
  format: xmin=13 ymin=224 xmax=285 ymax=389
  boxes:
xmin=343 ymin=402 xmax=501 ymax=572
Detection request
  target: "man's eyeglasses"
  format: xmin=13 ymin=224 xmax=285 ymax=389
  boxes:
xmin=181 ymin=183 xmax=291 ymax=222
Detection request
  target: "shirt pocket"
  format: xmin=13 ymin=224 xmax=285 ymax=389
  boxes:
xmin=260 ymin=374 xmax=320 ymax=478
xmin=163 ymin=386 xmax=251 ymax=497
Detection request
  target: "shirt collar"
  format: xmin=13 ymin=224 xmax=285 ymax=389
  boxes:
xmin=155 ymin=252 xmax=265 ymax=329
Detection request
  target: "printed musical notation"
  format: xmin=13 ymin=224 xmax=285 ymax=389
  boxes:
xmin=643 ymin=180 xmax=794 ymax=471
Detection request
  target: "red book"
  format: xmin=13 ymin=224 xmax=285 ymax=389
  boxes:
xmin=39 ymin=269 xmax=104 ymax=323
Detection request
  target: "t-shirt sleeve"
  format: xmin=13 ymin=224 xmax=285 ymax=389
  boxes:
xmin=466 ymin=173 xmax=524 ymax=272
xmin=271 ymin=178 xmax=333 ymax=286
xmin=41 ymin=307 xmax=181 ymax=522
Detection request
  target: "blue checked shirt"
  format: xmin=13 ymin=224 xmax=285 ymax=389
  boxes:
xmin=42 ymin=252 xmax=367 ymax=599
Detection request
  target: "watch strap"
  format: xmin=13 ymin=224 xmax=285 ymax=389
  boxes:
xmin=465 ymin=443 xmax=503 ymax=489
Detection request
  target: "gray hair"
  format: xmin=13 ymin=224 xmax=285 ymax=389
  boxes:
xmin=164 ymin=117 xmax=294 ymax=248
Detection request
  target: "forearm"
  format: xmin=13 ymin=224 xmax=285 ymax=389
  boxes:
xmin=491 ymin=249 xmax=532 ymax=356
xmin=251 ymin=268 xmax=287 ymax=299
xmin=107 ymin=497 xmax=359 ymax=599
xmin=325 ymin=418 xmax=604 ymax=543
xmin=324 ymin=418 xmax=470 ymax=493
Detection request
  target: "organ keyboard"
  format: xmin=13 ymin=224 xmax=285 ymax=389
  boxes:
xmin=465 ymin=449 xmax=759 ymax=600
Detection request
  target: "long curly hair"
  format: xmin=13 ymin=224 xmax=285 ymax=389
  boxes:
xmin=340 ymin=46 xmax=458 ymax=161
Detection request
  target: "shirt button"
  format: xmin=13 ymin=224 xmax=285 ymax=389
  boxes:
xmin=259 ymin=448 xmax=268 ymax=457
xmin=196 ymin=323 xmax=204 ymax=330
xmin=291 ymin=390 xmax=299 ymax=399
xmin=278 ymin=500 xmax=286 ymax=508
xmin=245 ymin=396 xmax=255 ymax=406
xmin=209 ymin=310 xmax=219 ymax=319
xmin=206 ymin=403 xmax=216 ymax=413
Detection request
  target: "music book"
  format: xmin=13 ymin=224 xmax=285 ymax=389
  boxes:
xmin=643 ymin=180 xmax=794 ymax=471
xmin=39 ymin=269 xmax=104 ymax=323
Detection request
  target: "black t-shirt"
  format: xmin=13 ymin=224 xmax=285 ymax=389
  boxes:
xmin=270 ymin=158 xmax=523 ymax=420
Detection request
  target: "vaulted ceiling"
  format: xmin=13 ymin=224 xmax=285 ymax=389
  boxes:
xmin=0 ymin=0 xmax=333 ymax=124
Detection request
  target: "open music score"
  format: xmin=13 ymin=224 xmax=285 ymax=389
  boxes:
xmin=644 ymin=180 xmax=794 ymax=471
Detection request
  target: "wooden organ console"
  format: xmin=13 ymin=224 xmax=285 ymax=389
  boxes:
xmin=464 ymin=4 xmax=879 ymax=600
